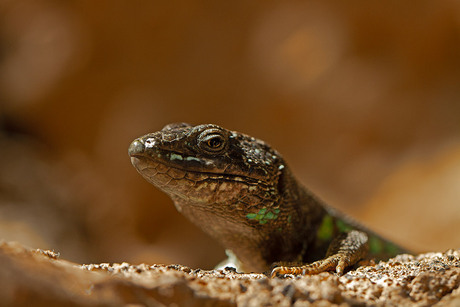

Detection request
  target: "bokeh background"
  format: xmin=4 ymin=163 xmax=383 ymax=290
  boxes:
xmin=1 ymin=0 xmax=459 ymax=269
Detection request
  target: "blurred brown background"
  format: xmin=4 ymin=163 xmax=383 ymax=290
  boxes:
xmin=0 ymin=0 xmax=459 ymax=269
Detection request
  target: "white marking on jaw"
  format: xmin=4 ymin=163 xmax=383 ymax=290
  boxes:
xmin=170 ymin=153 xmax=183 ymax=161
xmin=144 ymin=138 xmax=156 ymax=148
xmin=185 ymin=156 xmax=201 ymax=162
xmin=204 ymin=160 xmax=215 ymax=166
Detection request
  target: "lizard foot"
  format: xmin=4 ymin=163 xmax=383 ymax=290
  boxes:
xmin=271 ymin=253 xmax=352 ymax=278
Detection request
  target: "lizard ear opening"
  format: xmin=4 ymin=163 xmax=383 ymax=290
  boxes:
xmin=276 ymin=164 xmax=288 ymax=194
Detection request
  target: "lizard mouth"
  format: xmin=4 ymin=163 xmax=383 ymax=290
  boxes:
xmin=128 ymin=138 xmax=267 ymax=185
xmin=130 ymin=154 xmax=262 ymax=187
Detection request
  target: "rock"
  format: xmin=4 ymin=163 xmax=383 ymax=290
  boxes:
xmin=0 ymin=241 xmax=459 ymax=306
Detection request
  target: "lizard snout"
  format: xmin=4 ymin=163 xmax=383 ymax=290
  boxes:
xmin=128 ymin=139 xmax=145 ymax=157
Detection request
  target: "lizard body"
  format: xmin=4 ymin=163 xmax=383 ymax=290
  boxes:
xmin=128 ymin=123 xmax=402 ymax=276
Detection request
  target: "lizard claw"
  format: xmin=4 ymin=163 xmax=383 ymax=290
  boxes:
xmin=336 ymin=259 xmax=348 ymax=275
xmin=270 ymin=266 xmax=303 ymax=278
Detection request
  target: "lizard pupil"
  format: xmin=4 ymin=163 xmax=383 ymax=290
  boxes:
xmin=208 ymin=137 xmax=222 ymax=148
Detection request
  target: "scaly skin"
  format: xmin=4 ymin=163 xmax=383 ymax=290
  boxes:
xmin=128 ymin=123 xmax=402 ymax=276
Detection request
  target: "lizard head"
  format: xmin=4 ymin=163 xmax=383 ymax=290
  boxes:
xmin=128 ymin=123 xmax=286 ymax=207
xmin=129 ymin=123 xmax=309 ymax=271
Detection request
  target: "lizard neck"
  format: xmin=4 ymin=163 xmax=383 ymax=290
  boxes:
xmin=171 ymin=166 xmax=326 ymax=272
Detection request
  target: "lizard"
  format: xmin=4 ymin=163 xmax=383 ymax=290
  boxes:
xmin=128 ymin=123 xmax=403 ymax=277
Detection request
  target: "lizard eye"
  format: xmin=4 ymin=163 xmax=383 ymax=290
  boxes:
xmin=207 ymin=136 xmax=223 ymax=149
xmin=198 ymin=130 xmax=227 ymax=153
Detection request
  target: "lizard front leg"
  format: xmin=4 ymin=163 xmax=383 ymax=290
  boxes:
xmin=272 ymin=230 xmax=369 ymax=277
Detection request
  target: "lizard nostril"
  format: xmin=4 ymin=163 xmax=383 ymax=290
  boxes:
xmin=128 ymin=139 xmax=145 ymax=156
